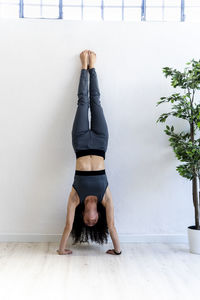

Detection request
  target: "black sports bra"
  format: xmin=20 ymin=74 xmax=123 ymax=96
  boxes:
xmin=76 ymin=149 xmax=105 ymax=160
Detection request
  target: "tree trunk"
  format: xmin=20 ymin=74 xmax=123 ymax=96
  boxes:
xmin=190 ymin=121 xmax=200 ymax=229
xmin=199 ymin=177 xmax=200 ymax=226
xmin=192 ymin=174 xmax=200 ymax=229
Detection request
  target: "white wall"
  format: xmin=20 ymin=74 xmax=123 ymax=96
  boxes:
xmin=0 ymin=19 xmax=199 ymax=243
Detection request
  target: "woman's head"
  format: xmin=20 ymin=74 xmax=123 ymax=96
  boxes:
xmin=82 ymin=195 xmax=99 ymax=226
xmin=70 ymin=196 xmax=109 ymax=245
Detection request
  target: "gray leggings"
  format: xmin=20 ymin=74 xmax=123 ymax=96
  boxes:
xmin=71 ymin=68 xmax=109 ymax=153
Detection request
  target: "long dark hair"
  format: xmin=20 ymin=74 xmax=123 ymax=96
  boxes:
xmin=70 ymin=201 xmax=109 ymax=245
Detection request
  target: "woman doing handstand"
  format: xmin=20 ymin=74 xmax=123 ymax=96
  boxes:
xmin=57 ymin=50 xmax=122 ymax=256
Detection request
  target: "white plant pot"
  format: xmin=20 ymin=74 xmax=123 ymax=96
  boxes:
xmin=187 ymin=226 xmax=200 ymax=254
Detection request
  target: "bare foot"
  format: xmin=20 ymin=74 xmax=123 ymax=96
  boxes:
xmin=80 ymin=50 xmax=89 ymax=70
xmin=88 ymin=50 xmax=96 ymax=69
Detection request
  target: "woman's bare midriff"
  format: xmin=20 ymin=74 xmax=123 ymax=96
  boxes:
xmin=75 ymin=155 xmax=105 ymax=171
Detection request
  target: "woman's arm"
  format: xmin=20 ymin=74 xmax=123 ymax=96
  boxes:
xmin=104 ymin=187 xmax=122 ymax=254
xmin=57 ymin=188 xmax=77 ymax=254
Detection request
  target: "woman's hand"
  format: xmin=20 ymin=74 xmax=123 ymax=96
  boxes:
xmin=56 ymin=249 xmax=72 ymax=255
xmin=106 ymin=249 xmax=121 ymax=255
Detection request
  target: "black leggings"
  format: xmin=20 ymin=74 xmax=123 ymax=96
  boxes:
xmin=71 ymin=68 xmax=109 ymax=153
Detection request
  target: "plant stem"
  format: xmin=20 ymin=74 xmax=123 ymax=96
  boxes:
xmin=199 ymin=177 xmax=200 ymax=224
xmin=190 ymin=120 xmax=200 ymax=229
xmin=193 ymin=173 xmax=200 ymax=229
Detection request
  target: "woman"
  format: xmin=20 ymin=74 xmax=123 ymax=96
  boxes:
xmin=57 ymin=50 xmax=122 ymax=256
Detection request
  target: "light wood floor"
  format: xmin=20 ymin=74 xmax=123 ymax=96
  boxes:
xmin=0 ymin=242 xmax=199 ymax=300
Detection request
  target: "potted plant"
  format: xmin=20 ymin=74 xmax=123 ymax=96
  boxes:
xmin=156 ymin=59 xmax=200 ymax=254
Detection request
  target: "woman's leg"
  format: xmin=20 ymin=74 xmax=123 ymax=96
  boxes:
xmin=71 ymin=69 xmax=90 ymax=151
xmin=89 ymin=67 xmax=109 ymax=151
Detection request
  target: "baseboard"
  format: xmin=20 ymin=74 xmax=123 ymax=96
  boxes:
xmin=0 ymin=233 xmax=188 ymax=243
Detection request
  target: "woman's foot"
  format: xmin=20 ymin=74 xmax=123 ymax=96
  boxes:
xmin=88 ymin=50 xmax=96 ymax=69
xmin=80 ymin=50 xmax=89 ymax=70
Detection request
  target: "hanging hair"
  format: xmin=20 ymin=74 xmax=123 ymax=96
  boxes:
xmin=70 ymin=201 xmax=109 ymax=245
